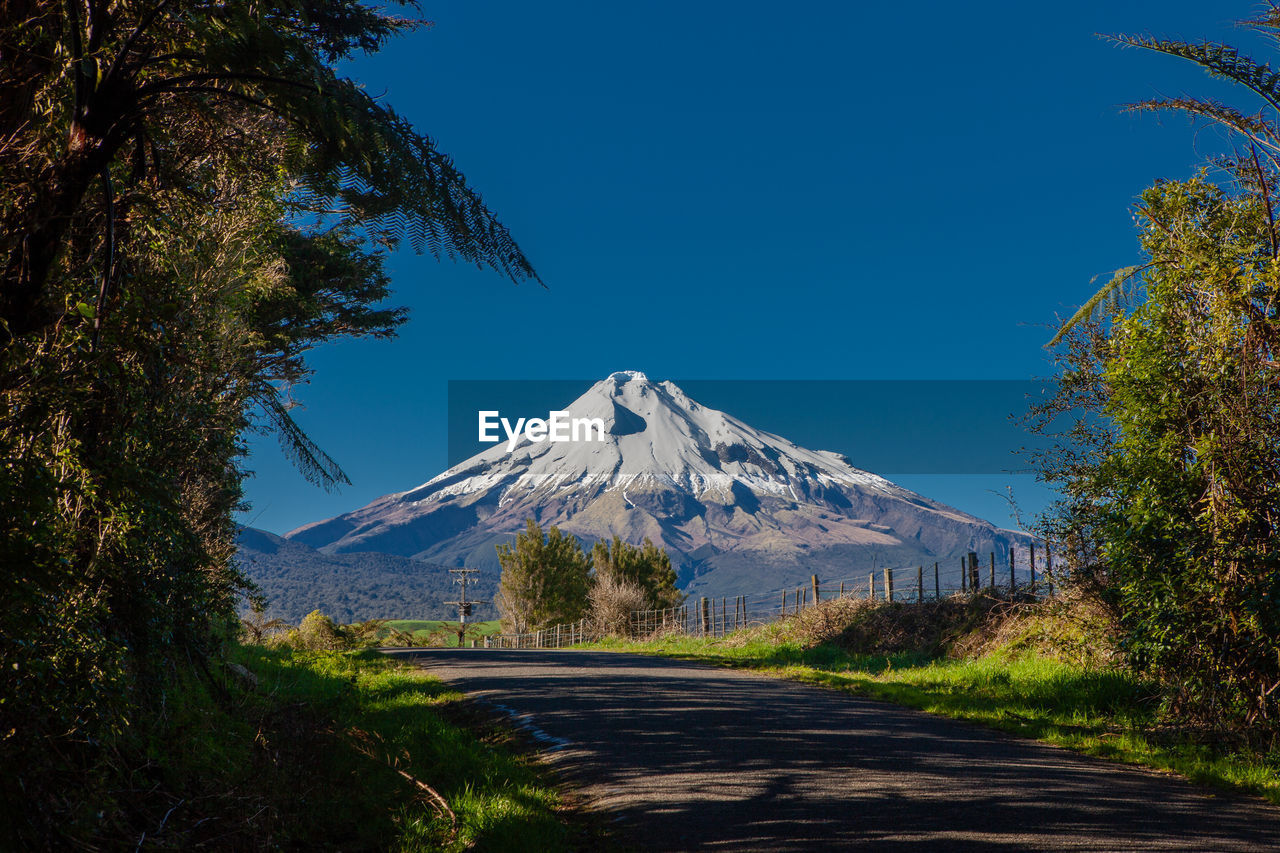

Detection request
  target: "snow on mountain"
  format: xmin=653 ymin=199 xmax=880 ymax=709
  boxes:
xmin=287 ymin=372 xmax=1028 ymax=599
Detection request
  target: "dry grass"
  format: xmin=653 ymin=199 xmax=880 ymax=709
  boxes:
xmin=589 ymin=576 xmax=648 ymax=638
xmin=951 ymin=586 xmax=1122 ymax=668
xmin=720 ymin=589 xmax=1120 ymax=666
xmin=727 ymin=593 xmax=996 ymax=656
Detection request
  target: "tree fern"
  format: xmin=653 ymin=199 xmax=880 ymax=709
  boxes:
xmin=257 ymin=391 xmax=352 ymax=491
xmin=1053 ymin=14 xmax=1280 ymax=344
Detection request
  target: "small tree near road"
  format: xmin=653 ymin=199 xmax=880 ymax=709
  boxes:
xmin=496 ymin=520 xmax=591 ymax=632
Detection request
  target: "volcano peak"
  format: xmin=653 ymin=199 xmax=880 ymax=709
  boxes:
xmin=286 ymin=375 xmax=1027 ymax=598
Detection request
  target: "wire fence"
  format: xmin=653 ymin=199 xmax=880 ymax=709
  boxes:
xmin=484 ymin=546 xmax=1064 ymax=649
xmin=485 ymin=617 xmax=594 ymax=649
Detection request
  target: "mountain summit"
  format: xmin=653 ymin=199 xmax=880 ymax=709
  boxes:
xmin=287 ymin=373 xmax=1025 ymax=598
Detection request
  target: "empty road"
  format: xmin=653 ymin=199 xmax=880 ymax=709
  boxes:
xmin=395 ymin=649 xmax=1280 ymax=851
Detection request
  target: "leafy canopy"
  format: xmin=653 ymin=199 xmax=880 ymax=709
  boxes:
xmin=1036 ymin=4 xmax=1280 ymax=728
xmin=591 ymin=535 xmax=681 ymax=610
xmin=496 ymin=520 xmax=592 ymax=633
xmin=0 ymin=3 xmax=540 ymax=843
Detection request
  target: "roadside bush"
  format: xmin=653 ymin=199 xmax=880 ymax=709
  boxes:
xmin=952 ymin=587 xmax=1122 ymax=668
xmin=741 ymin=593 xmax=1004 ymax=656
xmin=241 ymin=608 xmax=292 ymax=645
xmin=590 ymin=575 xmax=648 ymax=637
xmin=830 ymin=595 xmax=1004 ymax=656
xmin=298 ymin=610 xmax=343 ymax=651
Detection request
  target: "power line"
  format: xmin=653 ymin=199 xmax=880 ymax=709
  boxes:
xmin=444 ymin=568 xmax=481 ymax=646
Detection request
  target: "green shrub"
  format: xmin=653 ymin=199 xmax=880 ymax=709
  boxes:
xmin=298 ymin=610 xmax=343 ymax=651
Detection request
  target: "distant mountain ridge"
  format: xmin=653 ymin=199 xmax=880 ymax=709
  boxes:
xmin=235 ymin=527 xmax=496 ymax=624
xmin=285 ymin=371 xmax=1029 ymax=599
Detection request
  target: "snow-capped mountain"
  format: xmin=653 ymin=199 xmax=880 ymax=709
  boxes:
xmin=287 ymin=371 xmax=1027 ymax=598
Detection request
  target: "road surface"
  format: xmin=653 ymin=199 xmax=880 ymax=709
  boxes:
xmin=394 ymin=649 xmax=1280 ymax=851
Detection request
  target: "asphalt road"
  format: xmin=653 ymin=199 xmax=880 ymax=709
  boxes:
xmin=394 ymin=649 xmax=1280 ymax=851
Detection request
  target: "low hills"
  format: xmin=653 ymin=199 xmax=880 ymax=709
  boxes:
xmin=235 ymin=527 xmax=496 ymax=624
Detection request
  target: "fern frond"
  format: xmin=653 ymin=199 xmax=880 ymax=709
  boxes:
xmin=1123 ymin=96 xmax=1280 ymax=160
xmin=257 ymin=391 xmax=351 ymax=491
xmin=1240 ymin=2 xmax=1280 ymax=46
xmin=1047 ymin=264 xmax=1151 ymax=348
xmin=1107 ymin=34 xmax=1280 ymax=117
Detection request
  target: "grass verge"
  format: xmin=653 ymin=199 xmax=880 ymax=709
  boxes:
xmin=110 ymin=645 xmax=581 ymax=850
xmin=592 ymin=616 xmax=1280 ymax=806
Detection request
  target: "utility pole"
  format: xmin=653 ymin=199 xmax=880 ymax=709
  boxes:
xmin=445 ymin=568 xmax=481 ymax=648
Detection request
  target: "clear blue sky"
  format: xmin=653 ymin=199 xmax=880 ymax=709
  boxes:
xmin=239 ymin=1 xmax=1254 ymax=535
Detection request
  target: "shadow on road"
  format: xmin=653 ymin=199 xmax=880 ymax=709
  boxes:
xmin=395 ymin=649 xmax=1280 ymax=852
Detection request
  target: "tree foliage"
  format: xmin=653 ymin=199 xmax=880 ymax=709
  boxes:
xmin=0 ymin=2 xmax=537 ymax=843
xmin=1053 ymin=2 xmax=1280 ymax=344
xmin=590 ymin=535 xmax=681 ymax=610
xmin=1034 ymin=2 xmax=1280 ymax=727
xmin=1039 ymin=175 xmax=1280 ymax=726
xmin=0 ymin=0 xmax=538 ymax=342
xmin=495 ymin=520 xmax=592 ymax=632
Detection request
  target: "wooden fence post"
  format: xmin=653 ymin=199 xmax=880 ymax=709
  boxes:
xmin=1046 ymin=541 xmax=1054 ymax=595
xmin=701 ymin=597 xmax=710 ymax=635
xmin=721 ymin=597 xmax=726 ymax=635
xmin=1009 ymin=547 xmax=1016 ymax=595
xmin=869 ymin=573 xmax=875 ymax=600
xmin=967 ymin=552 xmax=978 ymax=591
xmin=884 ymin=567 xmax=894 ymax=602
xmin=989 ymin=552 xmax=996 ymax=591
xmin=839 ymin=580 xmax=845 ymax=598
xmin=960 ymin=557 xmax=967 ymax=592
xmin=1030 ymin=543 xmax=1036 ymax=595
xmin=781 ymin=591 xmax=786 ymax=615
xmin=934 ymin=562 xmax=940 ymax=599
xmin=812 ymin=574 xmax=821 ymax=605
xmin=917 ymin=565 xmax=924 ymax=603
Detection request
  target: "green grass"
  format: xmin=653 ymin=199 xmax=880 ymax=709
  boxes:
xmin=251 ymin=646 xmax=573 ymax=850
xmin=384 ymin=619 xmax=502 ymax=646
xmin=129 ymin=644 xmax=580 ymax=850
xmin=593 ymin=632 xmax=1280 ymax=805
